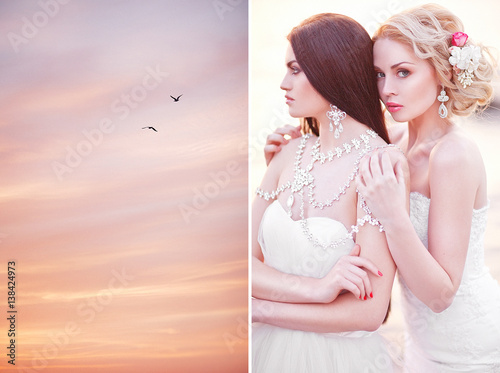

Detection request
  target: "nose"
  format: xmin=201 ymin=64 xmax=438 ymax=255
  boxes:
xmin=280 ymin=73 xmax=291 ymax=91
xmin=381 ymin=76 xmax=397 ymax=98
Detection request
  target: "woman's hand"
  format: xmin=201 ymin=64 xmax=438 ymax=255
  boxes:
xmin=315 ymin=244 xmax=382 ymax=303
xmin=264 ymin=124 xmax=301 ymax=166
xmin=356 ymin=149 xmax=407 ymax=226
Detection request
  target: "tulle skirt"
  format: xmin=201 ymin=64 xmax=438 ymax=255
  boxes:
xmin=252 ymin=323 xmax=393 ymax=373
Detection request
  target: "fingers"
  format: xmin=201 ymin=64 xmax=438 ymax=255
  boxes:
xmin=395 ymin=160 xmax=405 ymax=186
xmin=266 ymin=132 xmax=290 ymax=147
xmin=333 ymin=253 xmax=383 ymax=300
xmin=264 ymin=144 xmax=282 ymax=166
xmin=271 ymin=125 xmax=301 ymax=140
xmin=348 ymin=256 xmax=383 ymax=278
xmin=335 ymin=266 xmax=372 ymax=300
xmin=339 ymin=271 xmax=368 ymax=300
xmin=264 ymin=144 xmax=282 ymax=156
xmin=380 ymin=151 xmax=393 ymax=176
xmin=348 ymin=243 xmax=361 ymax=257
xmin=358 ymin=150 xmax=400 ymax=191
xmin=369 ymin=150 xmax=383 ymax=178
xmin=334 ymin=277 xmax=363 ymax=300
xmin=264 ymin=125 xmax=302 ymax=166
xmin=356 ymin=154 xmax=372 ymax=191
xmin=347 ymin=265 xmax=373 ymax=300
xmin=277 ymin=124 xmax=301 ymax=139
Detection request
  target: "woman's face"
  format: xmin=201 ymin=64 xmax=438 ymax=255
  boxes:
xmin=280 ymin=44 xmax=329 ymax=120
xmin=373 ymin=38 xmax=441 ymax=122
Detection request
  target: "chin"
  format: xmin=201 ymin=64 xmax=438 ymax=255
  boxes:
xmin=287 ymin=110 xmax=301 ymax=119
xmin=388 ymin=112 xmax=410 ymax=123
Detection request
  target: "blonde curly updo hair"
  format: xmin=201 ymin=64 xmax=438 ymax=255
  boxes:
xmin=373 ymin=3 xmax=497 ymax=117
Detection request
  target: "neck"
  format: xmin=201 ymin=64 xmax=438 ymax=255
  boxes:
xmin=407 ymin=101 xmax=452 ymax=149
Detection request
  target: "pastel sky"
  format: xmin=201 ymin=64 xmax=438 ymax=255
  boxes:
xmin=0 ymin=1 xmax=247 ymax=372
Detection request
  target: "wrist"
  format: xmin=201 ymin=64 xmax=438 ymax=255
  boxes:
xmin=307 ymin=277 xmax=338 ymax=303
xmin=287 ymin=275 xmax=321 ymax=303
xmin=381 ymin=208 xmax=411 ymax=231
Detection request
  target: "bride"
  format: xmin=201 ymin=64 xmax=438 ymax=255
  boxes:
xmin=252 ymin=13 xmax=408 ymax=372
xmin=357 ymin=4 xmax=500 ymax=371
xmin=263 ymin=5 xmax=500 ymax=372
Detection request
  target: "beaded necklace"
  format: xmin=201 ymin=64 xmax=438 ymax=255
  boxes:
xmin=256 ymin=130 xmax=393 ymax=250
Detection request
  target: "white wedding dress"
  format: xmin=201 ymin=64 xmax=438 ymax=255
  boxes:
xmin=401 ymin=192 xmax=500 ymax=372
xmin=252 ymin=200 xmax=393 ymax=373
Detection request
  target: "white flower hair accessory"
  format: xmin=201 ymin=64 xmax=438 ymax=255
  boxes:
xmin=448 ymin=32 xmax=481 ymax=88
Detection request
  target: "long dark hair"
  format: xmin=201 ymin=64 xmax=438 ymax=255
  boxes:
xmin=288 ymin=13 xmax=389 ymax=143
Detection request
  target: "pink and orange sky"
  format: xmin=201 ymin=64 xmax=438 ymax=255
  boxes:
xmin=0 ymin=1 xmax=247 ymax=372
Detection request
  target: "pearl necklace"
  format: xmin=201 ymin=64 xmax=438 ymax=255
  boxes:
xmin=256 ymin=130 xmax=395 ymax=250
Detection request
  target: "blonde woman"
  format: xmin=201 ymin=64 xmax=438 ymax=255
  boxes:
xmin=359 ymin=4 xmax=500 ymax=371
xmin=265 ymin=4 xmax=500 ymax=372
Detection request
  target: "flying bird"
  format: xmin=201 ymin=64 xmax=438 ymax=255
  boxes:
xmin=142 ymin=126 xmax=158 ymax=132
xmin=170 ymin=94 xmax=183 ymax=102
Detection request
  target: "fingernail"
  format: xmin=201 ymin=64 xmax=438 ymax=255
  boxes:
xmin=364 ymin=295 xmax=367 ymax=300
xmin=378 ymin=271 xmax=383 ymax=276
xmin=359 ymin=295 xmax=362 ymax=300
xmin=370 ymin=292 xmax=373 ymax=298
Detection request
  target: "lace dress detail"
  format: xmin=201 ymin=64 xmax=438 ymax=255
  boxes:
xmin=400 ymin=192 xmax=500 ymax=373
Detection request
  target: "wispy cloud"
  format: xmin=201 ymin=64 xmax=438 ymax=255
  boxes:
xmin=0 ymin=1 xmax=247 ymax=372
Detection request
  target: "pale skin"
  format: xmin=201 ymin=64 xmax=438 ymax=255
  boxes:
xmin=252 ymin=44 xmax=409 ymax=333
xmin=265 ymin=38 xmax=488 ymax=313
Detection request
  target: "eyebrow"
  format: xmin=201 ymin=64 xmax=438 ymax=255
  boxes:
xmin=392 ymin=61 xmax=415 ymax=69
xmin=392 ymin=61 xmax=415 ymax=68
xmin=374 ymin=61 xmax=416 ymax=70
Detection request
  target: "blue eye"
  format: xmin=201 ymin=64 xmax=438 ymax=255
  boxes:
xmin=376 ymin=72 xmax=385 ymax=78
xmin=397 ymin=69 xmax=410 ymax=78
xmin=291 ymin=68 xmax=300 ymax=75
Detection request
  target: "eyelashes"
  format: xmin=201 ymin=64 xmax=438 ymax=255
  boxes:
xmin=397 ymin=69 xmax=410 ymax=78
xmin=375 ymin=70 xmax=410 ymax=79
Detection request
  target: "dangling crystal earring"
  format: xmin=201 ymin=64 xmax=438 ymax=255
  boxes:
xmin=437 ymin=86 xmax=449 ymax=119
xmin=326 ymin=104 xmax=346 ymax=139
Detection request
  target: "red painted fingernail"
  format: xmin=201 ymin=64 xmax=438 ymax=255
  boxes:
xmin=364 ymin=295 xmax=367 ymax=300
xmin=370 ymin=292 xmax=373 ymax=298
xmin=378 ymin=271 xmax=383 ymax=276
xmin=359 ymin=295 xmax=362 ymax=299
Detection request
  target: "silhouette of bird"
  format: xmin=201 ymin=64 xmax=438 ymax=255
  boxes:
xmin=170 ymin=94 xmax=183 ymax=102
xmin=142 ymin=126 xmax=157 ymax=132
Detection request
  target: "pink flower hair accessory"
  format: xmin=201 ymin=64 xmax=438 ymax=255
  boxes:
xmin=448 ymin=32 xmax=481 ymax=88
xmin=452 ymin=32 xmax=468 ymax=47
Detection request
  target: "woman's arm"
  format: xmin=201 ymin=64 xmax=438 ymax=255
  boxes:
xmin=252 ymin=140 xmax=322 ymax=303
xmin=253 ymin=195 xmax=398 ymax=333
xmin=253 ymin=138 xmax=381 ymax=304
xmin=357 ymin=140 xmax=479 ymax=312
xmin=253 ymin=242 xmax=381 ymax=304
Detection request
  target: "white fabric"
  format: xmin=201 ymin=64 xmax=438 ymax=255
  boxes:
xmin=253 ymin=200 xmax=393 ymax=373
xmin=401 ymin=192 xmax=500 ymax=372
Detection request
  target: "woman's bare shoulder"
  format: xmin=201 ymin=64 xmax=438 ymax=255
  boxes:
xmin=430 ymin=129 xmax=481 ymax=168
xmin=268 ymin=134 xmax=311 ymax=168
